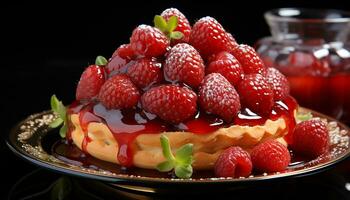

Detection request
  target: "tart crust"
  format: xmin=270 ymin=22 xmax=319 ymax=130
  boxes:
xmin=69 ymin=113 xmax=290 ymax=170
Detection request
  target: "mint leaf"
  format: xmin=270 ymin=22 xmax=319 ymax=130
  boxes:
xmin=156 ymin=160 xmax=174 ymax=172
xmin=59 ymin=124 xmax=67 ymax=138
xmin=51 ymin=95 xmax=60 ymax=113
xmin=157 ymin=135 xmax=194 ymax=179
xmin=50 ymin=95 xmax=68 ymax=138
xmin=160 ymin=135 xmax=175 ymax=161
xmin=50 ymin=118 xmax=64 ymax=128
xmin=167 ymin=16 xmax=178 ymax=33
xmin=175 ymin=165 xmax=193 ymax=179
xmin=175 ymin=144 xmax=193 ymax=165
xmin=154 ymin=15 xmax=168 ymax=32
xmin=170 ymin=31 xmax=184 ymax=40
xmin=95 ymin=55 xmax=108 ymax=66
xmin=296 ymin=111 xmax=313 ymax=122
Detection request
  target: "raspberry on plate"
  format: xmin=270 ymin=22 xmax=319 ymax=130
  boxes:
xmin=141 ymin=85 xmax=197 ymax=123
xmin=126 ymin=57 xmax=163 ymax=89
xmin=214 ymin=146 xmax=252 ymax=178
xmin=199 ymin=73 xmax=241 ymax=122
xmin=266 ymin=67 xmax=290 ymax=101
xmin=76 ymin=65 xmax=105 ymax=101
xmin=98 ymin=74 xmax=140 ymax=109
xmin=231 ymin=44 xmax=266 ymax=75
xmin=161 ymin=8 xmax=191 ymax=45
xmin=206 ymin=51 xmax=243 ymax=86
xmin=237 ymin=73 xmax=274 ymax=115
xmin=291 ymin=119 xmax=329 ymax=158
xmin=164 ymin=43 xmax=205 ymax=88
xmin=130 ymin=25 xmax=170 ymax=57
xmin=190 ymin=16 xmax=237 ymax=59
xmin=251 ymin=140 xmax=291 ymax=173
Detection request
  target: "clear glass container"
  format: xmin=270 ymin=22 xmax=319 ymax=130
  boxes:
xmin=256 ymin=8 xmax=350 ymax=124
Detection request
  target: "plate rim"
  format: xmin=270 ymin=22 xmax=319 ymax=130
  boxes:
xmin=6 ymin=109 xmax=350 ymax=185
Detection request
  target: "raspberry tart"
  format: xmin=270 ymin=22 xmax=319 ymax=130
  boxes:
xmin=50 ymin=8 xmax=331 ymax=179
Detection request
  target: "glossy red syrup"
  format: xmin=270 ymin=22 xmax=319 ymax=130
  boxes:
xmin=67 ymin=96 xmax=297 ymax=167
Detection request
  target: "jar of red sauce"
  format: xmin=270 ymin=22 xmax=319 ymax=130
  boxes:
xmin=256 ymin=8 xmax=350 ymax=124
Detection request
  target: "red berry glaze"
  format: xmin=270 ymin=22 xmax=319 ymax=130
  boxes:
xmin=266 ymin=67 xmax=290 ymax=100
xmin=237 ymin=74 xmax=274 ymax=115
xmin=214 ymin=146 xmax=252 ymax=178
xmin=98 ymin=74 xmax=140 ymax=109
xmin=190 ymin=17 xmax=236 ymax=59
xmin=164 ymin=43 xmax=205 ymax=88
xmin=76 ymin=65 xmax=105 ymax=101
xmin=161 ymin=8 xmax=191 ymax=45
xmin=206 ymin=51 xmax=243 ymax=86
xmin=126 ymin=57 xmax=163 ymax=89
xmin=251 ymin=140 xmax=291 ymax=173
xmin=291 ymin=119 xmax=329 ymax=158
xmin=232 ymin=44 xmax=266 ymax=75
xmin=141 ymin=85 xmax=197 ymax=124
xmin=130 ymin=25 xmax=170 ymax=57
xmin=199 ymin=73 xmax=241 ymax=122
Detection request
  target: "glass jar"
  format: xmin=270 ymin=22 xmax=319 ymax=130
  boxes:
xmin=256 ymin=8 xmax=350 ymax=124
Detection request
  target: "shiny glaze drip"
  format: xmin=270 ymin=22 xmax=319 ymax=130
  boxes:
xmin=67 ymin=96 xmax=297 ymax=167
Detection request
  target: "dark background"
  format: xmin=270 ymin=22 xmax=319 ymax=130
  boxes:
xmin=1 ymin=0 xmax=349 ymax=199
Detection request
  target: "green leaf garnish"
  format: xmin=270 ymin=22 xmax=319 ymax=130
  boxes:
xmin=153 ymin=15 xmax=183 ymax=41
xmin=95 ymin=55 xmax=108 ymax=66
xmin=154 ymin=15 xmax=167 ymax=32
xmin=50 ymin=95 xmax=68 ymax=138
xmin=296 ymin=111 xmax=313 ymax=122
xmin=167 ymin=16 xmax=178 ymax=32
xmin=156 ymin=135 xmax=194 ymax=179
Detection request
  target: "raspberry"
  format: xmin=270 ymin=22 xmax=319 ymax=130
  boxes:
xmin=112 ymin=44 xmax=135 ymax=59
xmin=98 ymin=74 xmax=140 ymax=109
xmin=237 ymin=74 xmax=274 ymax=115
xmin=76 ymin=65 xmax=105 ymax=101
xmin=291 ymin=119 xmax=329 ymax=158
xmin=141 ymin=85 xmax=197 ymax=123
xmin=164 ymin=43 xmax=205 ymax=88
xmin=161 ymin=8 xmax=191 ymax=45
xmin=126 ymin=58 xmax=163 ymax=89
xmin=266 ymin=67 xmax=290 ymax=100
xmin=214 ymin=146 xmax=252 ymax=178
xmin=251 ymin=140 xmax=291 ymax=173
xmin=130 ymin=25 xmax=169 ymax=57
xmin=231 ymin=44 xmax=266 ymax=75
xmin=206 ymin=51 xmax=243 ymax=86
xmin=105 ymin=54 xmax=131 ymax=76
xmin=190 ymin=17 xmax=236 ymax=59
xmin=199 ymin=73 xmax=241 ymax=122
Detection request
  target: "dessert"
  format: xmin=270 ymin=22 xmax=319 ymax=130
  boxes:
xmin=50 ymin=8 xmax=330 ymax=179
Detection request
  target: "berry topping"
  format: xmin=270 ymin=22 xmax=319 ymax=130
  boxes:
xmin=266 ymin=67 xmax=290 ymax=100
xmin=214 ymin=146 xmax=252 ymax=178
xmin=291 ymin=119 xmax=329 ymax=158
xmin=251 ymin=140 xmax=291 ymax=173
xmin=231 ymin=44 xmax=266 ymax=75
xmin=130 ymin=25 xmax=170 ymax=57
xmin=164 ymin=43 xmax=205 ymax=88
xmin=141 ymin=85 xmax=197 ymax=123
xmin=199 ymin=73 xmax=241 ymax=122
xmin=112 ymin=44 xmax=135 ymax=59
xmin=76 ymin=65 xmax=105 ymax=101
xmin=190 ymin=17 xmax=236 ymax=59
xmin=105 ymin=54 xmax=130 ymax=76
xmin=126 ymin=57 xmax=163 ymax=89
xmin=206 ymin=51 xmax=243 ymax=86
xmin=161 ymin=8 xmax=191 ymax=45
xmin=98 ymin=74 xmax=140 ymax=109
xmin=237 ymin=74 xmax=274 ymax=115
